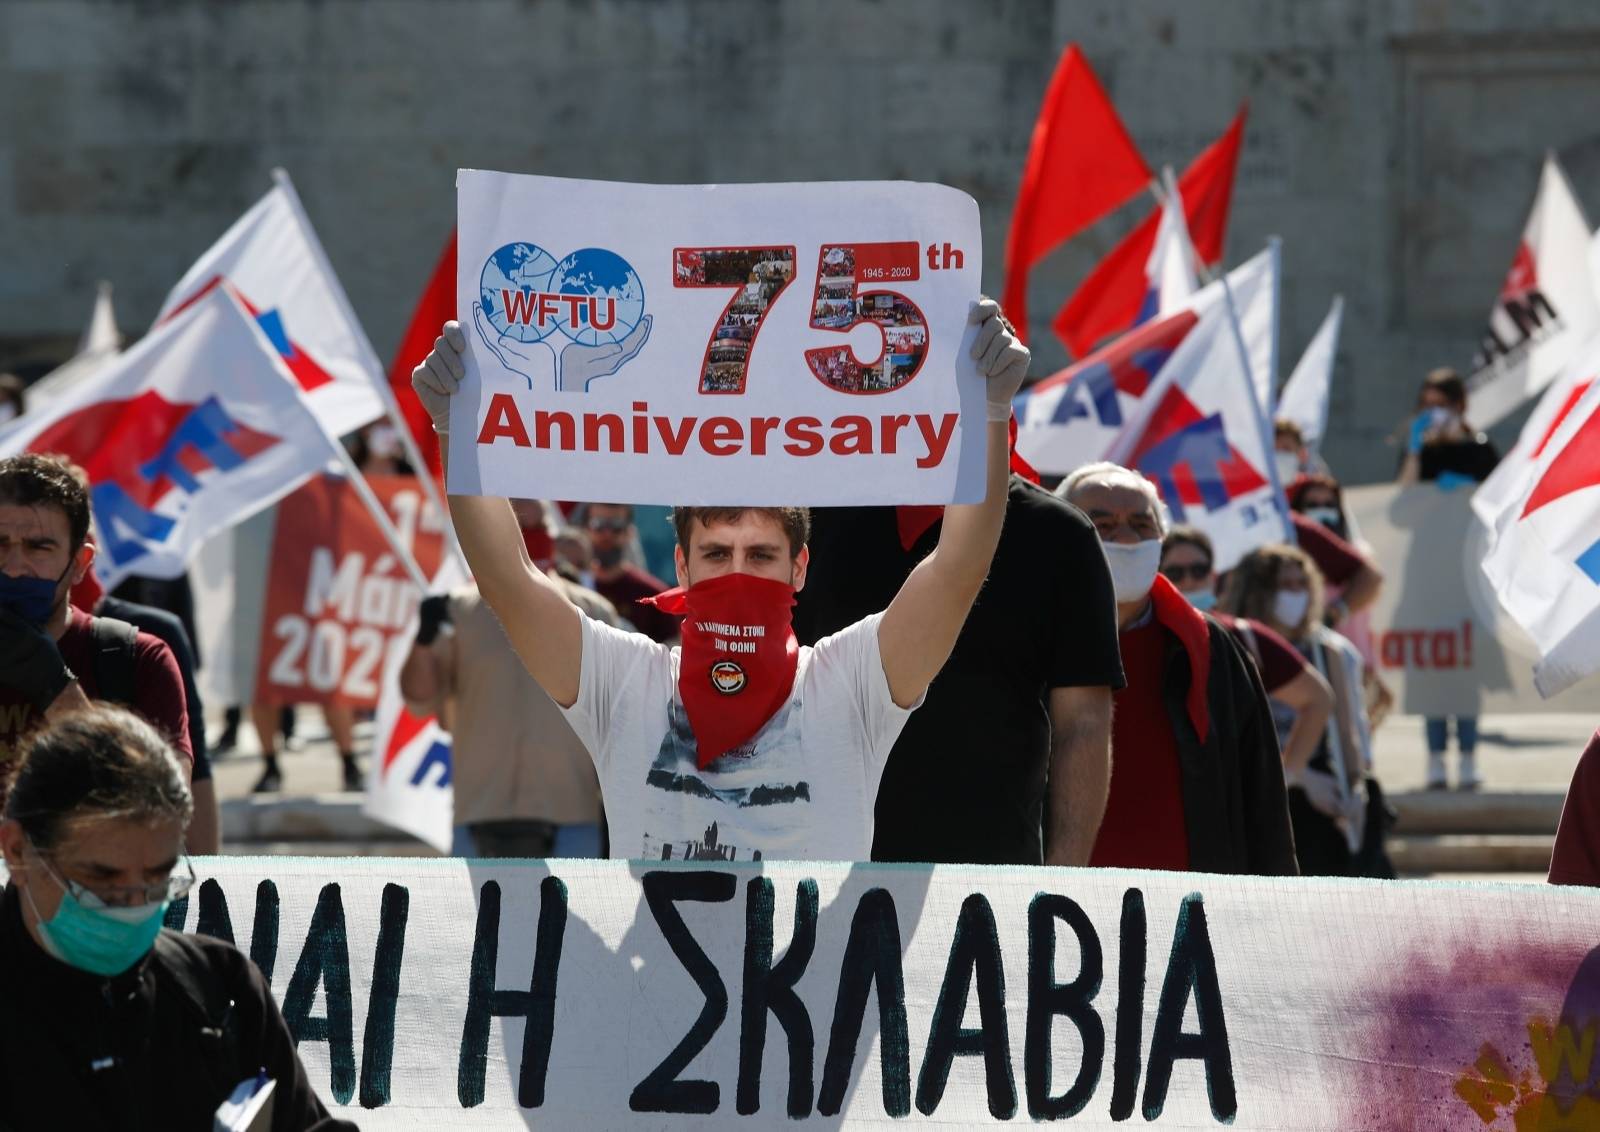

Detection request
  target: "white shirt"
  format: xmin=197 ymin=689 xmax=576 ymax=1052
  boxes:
xmin=563 ymin=612 xmax=916 ymax=861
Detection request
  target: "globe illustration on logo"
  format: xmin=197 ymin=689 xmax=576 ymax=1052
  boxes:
xmin=479 ymin=242 xmax=562 ymax=343
xmin=552 ymin=248 xmax=646 ymax=347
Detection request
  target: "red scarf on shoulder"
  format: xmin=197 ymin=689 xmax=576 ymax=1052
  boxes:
xmin=1146 ymin=573 xmax=1212 ymax=743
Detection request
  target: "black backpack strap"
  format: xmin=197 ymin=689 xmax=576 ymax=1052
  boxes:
xmin=87 ymin=616 xmax=140 ymax=707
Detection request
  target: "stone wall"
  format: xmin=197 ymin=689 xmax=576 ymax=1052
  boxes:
xmin=3 ymin=0 xmax=1599 ymax=479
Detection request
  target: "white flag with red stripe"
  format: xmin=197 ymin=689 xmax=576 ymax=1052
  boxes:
xmin=363 ymin=556 xmax=469 ymax=854
xmin=1105 ymin=292 xmax=1292 ymax=571
xmin=1473 ymin=326 xmax=1600 ymax=530
xmin=1480 ymin=375 xmax=1600 ymax=696
xmin=158 ymin=174 xmax=387 ymax=438
xmin=1466 ymin=154 xmax=1599 ymax=429
xmin=0 ymin=287 xmax=340 ymax=590
xmin=1013 ymin=244 xmax=1278 ymax=475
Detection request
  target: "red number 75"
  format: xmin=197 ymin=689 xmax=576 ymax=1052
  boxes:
xmin=673 ymin=242 xmax=929 ymax=396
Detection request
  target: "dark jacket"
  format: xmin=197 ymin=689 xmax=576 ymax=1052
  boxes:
xmin=0 ymin=883 xmax=354 ymax=1131
xmin=1147 ymin=577 xmax=1299 ymax=875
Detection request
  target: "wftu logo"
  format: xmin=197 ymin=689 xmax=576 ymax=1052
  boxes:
xmin=27 ymin=391 xmax=280 ymax=570
xmin=474 ymin=242 xmax=653 ymax=393
xmin=1126 ymin=386 xmax=1270 ymax=525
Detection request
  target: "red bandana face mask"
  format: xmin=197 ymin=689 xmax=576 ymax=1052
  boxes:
xmin=641 ymin=572 xmax=800 ymax=769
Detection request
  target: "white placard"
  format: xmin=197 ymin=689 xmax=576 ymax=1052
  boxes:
xmin=448 ymin=171 xmax=986 ymax=505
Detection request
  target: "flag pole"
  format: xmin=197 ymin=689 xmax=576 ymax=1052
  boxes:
xmin=1266 ymin=236 xmax=1283 ymax=418
xmin=270 ymin=168 xmax=467 ymax=575
xmin=326 ymin=443 xmax=433 ymax=592
xmin=228 ymin=276 xmax=433 ymax=592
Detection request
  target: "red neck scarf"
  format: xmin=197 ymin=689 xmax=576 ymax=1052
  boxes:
xmin=894 ymin=416 xmax=1041 ymax=550
xmin=1146 ymin=573 xmax=1212 ymax=743
xmin=640 ymin=573 xmax=800 ymax=768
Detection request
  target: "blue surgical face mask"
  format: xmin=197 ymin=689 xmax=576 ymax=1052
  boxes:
xmin=1304 ymin=506 xmax=1343 ymax=530
xmin=0 ymin=571 xmax=61 ymax=627
xmin=1185 ymin=588 xmax=1217 ymax=612
xmin=23 ymin=858 xmax=168 ymax=977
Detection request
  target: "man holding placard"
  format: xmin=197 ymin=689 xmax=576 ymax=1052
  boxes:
xmin=415 ymin=292 xmax=1025 ymax=861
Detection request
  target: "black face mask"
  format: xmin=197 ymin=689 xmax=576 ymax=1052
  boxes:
xmin=594 ymin=545 xmax=624 ymax=569
xmin=0 ymin=562 xmax=71 ymax=627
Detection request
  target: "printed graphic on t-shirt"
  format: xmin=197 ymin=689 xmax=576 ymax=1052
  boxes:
xmin=639 ymin=696 xmax=811 ymax=862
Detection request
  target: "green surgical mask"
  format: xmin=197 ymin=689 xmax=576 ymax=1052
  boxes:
xmin=23 ymin=852 xmax=172 ymax=977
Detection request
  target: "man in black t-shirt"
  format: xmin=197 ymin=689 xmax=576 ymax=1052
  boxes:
xmin=794 ymin=476 xmax=1124 ymax=865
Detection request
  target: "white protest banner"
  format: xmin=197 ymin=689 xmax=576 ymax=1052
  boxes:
xmin=81 ymin=856 xmax=1600 ymax=1128
xmin=1344 ymin=482 xmax=1600 ymax=714
xmin=448 ymin=172 xmax=986 ymax=505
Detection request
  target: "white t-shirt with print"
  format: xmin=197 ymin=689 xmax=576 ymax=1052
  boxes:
xmin=563 ymin=611 xmax=915 ymax=862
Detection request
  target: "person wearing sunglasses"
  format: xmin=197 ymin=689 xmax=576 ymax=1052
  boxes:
xmin=0 ymin=704 xmax=353 ymax=1130
xmin=583 ymin=503 xmax=680 ymax=644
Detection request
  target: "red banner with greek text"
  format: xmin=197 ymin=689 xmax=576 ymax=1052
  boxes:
xmin=253 ymin=474 xmax=445 ymax=707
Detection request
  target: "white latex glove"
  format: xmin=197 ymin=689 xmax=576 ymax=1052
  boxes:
xmin=411 ymin=321 xmax=466 ymax=434
xmin=1295 ymin=767 xmax=1345 ymax=817
xmin=968 ymin=298 xmax=1030 ymax=421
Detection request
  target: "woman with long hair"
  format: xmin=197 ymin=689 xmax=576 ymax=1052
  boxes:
xmin=1221 ymin=544 xmax=1376 ymax=876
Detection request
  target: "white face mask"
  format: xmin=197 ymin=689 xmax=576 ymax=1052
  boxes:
xmin=0 ymin=403 xmax=16 ymax=427
xmin=1274 ymin=450 xmax=1302 ymax=485
xmin=1101 ymin=538 xmax=1163 ymax=603
xmin=1273 ymin=588 xmax=1311 ymax=628
xmin=1423 ymin=406 xmax=1461 ymax=433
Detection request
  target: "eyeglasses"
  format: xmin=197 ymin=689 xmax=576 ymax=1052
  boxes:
xmin=31 ymin=842 xmax=196 ymax=909
xmin=1161 ymin=563 xmax=1212 ymax=583
xmin=586 ymin=518 xmax=629 ymax=533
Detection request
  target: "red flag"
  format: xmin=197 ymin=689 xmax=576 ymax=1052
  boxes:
xmin=388 ymin=231 xmax=456 ymax=476
xmin=1001 ymin=44 xmax=1152 ymax=346
xmin=1053 ymin=106 xmax=1247 ymax=358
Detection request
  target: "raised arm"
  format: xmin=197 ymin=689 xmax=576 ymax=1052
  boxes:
xmin=877 ymin=300 xmax=1027 ymax=708
xmin=413 ymin=324 xmax=585 ymax=707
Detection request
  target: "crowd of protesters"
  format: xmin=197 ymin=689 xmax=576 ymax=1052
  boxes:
xmin=4 ymin=295 xmax=1600 ymax=1129
xmin=3 ymin=333 xmax=1596 ymax=877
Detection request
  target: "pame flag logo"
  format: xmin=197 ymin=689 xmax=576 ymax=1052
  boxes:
xmin=1125 ymin=381 xmax=1270 ymax=526
xmin=474 ymin=242 xmax=652 ymax=393
xmin=381 ymin=705 xmax=452 ymax=790
xmin=27 ymin=391 xmax=280 ymax=571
